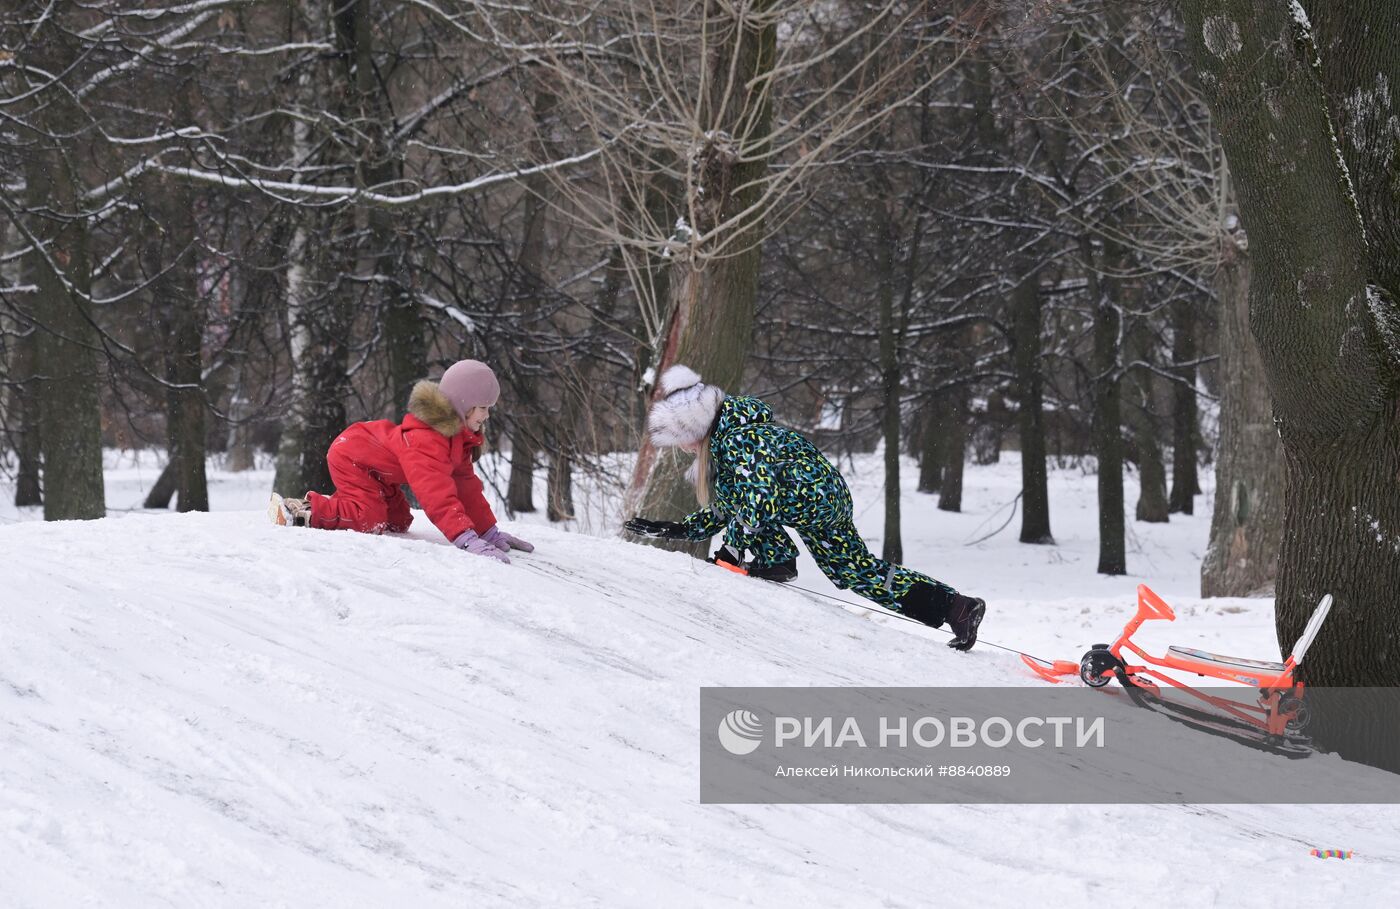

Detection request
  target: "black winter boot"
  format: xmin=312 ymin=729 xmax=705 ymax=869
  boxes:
xmin=897 ymin=581 xmax=955 ymax=629
xmin=747 ymin=559 xmax=797 ymax=582
xmin=944 ymin=594 xmax=986 ymax=652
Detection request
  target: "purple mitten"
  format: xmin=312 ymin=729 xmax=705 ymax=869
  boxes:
xmin=453 ymin=530 xmax=511 ymax=564
xmin=481 ymin=525 xmax=535 ymax=553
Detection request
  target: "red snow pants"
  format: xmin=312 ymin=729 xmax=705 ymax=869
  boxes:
xmin=308 ymin=440 xmax=413 ymax=534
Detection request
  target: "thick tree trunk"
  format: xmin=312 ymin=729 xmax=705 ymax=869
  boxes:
xmin=627 ymin=1 xmax=777 ymax=555
xmin=630 ymin=230 xmax=760 ymax=557
xmin=349 ymin=0 xmax=423 ymax=417
xmin=1168 ymin=297 xmax=1200 ymax=513
xmin=1011 ymin=278 xmax=1052 ymax=543
xmin=1183 ymin=0 xmax=1400 ymax=769
xmin=1202 ymin=230 xmax=1282 ymax=596
xmin=25 ymin=130 xmax=104 ymax=521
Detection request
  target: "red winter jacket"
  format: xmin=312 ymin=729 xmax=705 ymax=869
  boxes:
xmin=331 ymin=380 xmax=497 ymax=542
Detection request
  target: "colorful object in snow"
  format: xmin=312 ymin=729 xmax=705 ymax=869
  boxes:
xmin=1309 ymin=849 xmax=1353 ymax=859
xmin=1021 ymin=584 xmax=1334 ymax=757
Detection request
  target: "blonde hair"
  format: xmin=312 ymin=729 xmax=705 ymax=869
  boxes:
xmin=693 ymin=442 xmax=712 ymax=507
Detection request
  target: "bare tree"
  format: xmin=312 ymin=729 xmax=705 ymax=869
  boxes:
xmin=525 ymin=1 xmax=958 ymax=542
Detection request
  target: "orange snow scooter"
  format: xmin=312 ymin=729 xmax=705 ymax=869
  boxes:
xmin=1022 ymin=584 xmax=1334 ymax=758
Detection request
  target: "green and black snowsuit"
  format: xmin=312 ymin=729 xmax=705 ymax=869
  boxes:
xmin=678 ymin=395 xmax=957 ymax=611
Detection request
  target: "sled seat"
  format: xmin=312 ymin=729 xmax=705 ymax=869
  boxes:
xmin=1166 ymin=645 xmax=1287 ymax=676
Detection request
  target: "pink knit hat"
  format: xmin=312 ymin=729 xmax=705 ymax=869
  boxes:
xmin=439 ymin=359 xmax=500 ymax=416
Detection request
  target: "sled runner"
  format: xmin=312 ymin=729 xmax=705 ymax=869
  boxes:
xmin=1022 ymin=585 xmax=1333 ymax=757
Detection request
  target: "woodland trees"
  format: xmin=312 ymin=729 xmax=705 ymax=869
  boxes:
xmin=1 ymin=1 xmax=1285 ymax=603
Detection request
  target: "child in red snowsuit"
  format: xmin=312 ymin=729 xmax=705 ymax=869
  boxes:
xmin=270 ymin=359 xmax=534 ymax=564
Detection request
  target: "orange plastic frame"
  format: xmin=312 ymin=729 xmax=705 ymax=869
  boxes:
xmin=1023 ymin=584 xmax=1306 ymax=738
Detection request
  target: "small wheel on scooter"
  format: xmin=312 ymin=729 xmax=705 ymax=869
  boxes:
xmin=1080 ymin=647 xmax=1120 ymax=688
xmin=1280 ymin=695 xmax=1311 ymax=734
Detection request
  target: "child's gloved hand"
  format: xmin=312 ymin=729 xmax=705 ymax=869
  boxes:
xmin=623 ymin=516 xmax=687 ymax=539
xmin=482 ymin=525 xmax=535 ymax=553
xmin=453 ymin=529 xmax=511 ymax=563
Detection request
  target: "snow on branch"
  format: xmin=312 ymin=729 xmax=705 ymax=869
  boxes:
xmin=85 ymin=145 xmax=607 ymax=208
xmin=76 ymin=10 xmax=220 ymax=99
xmin=418 ymin=293 xmax=479 ymax=333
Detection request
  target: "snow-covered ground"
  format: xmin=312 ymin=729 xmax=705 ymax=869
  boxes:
xmin=2 ymin=451 xmax=1396 ymax=906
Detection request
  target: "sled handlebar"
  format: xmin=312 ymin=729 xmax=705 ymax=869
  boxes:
xmin=1289 ymin=594 xmax=1333 ymax=666
xmin=1135 ymin=584 xmax=1175 ymax=623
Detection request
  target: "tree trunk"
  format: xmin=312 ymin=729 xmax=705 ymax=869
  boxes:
xmin=1011 ymin=277 xmax=1052 ymax=542
xmin=970 ymin=419 xmax=1002 ymax=465
xmin=11 ymin=326 xmax=43 ymax=507
xmin=1088 ymin=246 xmax=1126 ymax=575
xmin=917 ymin=400 xmax=944 ymax=494
xmin=1 ymin=218 xmax=38 ymax=505
xmin=298 ymin=334 xmax=349 ymax=496
xmin=143 ymin=460 xmax=179 ymax=510
xmin=383 ymin=262 xmax=425 ymax=415
xmin=224 ymin=370 xmax=256 ymax=473
xmin=1202 ymin=228 xmax=1282 ymax=596
xmin=1168 ymin=297 xmax=1200 ymax=513
xmin=938 ymin=389 xmax=967 ymax=513
xmin=347 ymin=0 xmax=423 ymax=417
xmin=151 ymin=112 xmax=209 ymax=513
xmin=630 ymin=232 xmax=760 ymax=556
xmin=272 ymin=20 xmax=317 ymax=498
xmin=272 ymin=200 xmax=313 ymax=497
xmin=1128 ymin=320 xmax=1169 ymax=523
xmin=626 ymin=1 xmax=777 ymax=555
xmin=546 ymin=451 xmax=574 ymax=523
xmin=503 ymin=87 xmax=560 ymax=519
xmin=551 ymin=243 xmax=627 ymax=523
xmin=277 ymin=2 xmax=363 ymax=498
xmin=507 ymin=438 xmax=535 ymax=514
xmin=877 ymin=202 xmax=902 ymax=563
xmin=25 ymin=111 xmax=104 ymax=521
xmin=1182 ymin=0 xmax=1400 ymax=769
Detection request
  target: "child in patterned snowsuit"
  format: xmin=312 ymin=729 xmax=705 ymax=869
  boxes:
xmin=625 ymin=365 xmax=986 ymax=650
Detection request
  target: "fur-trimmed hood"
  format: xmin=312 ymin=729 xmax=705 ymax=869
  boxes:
xmin=409 ymin=381 xmax=466 ymax=437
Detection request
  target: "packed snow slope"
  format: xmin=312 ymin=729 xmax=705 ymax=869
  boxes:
xmin=3 ymin=454 xmax=1398 ymax=906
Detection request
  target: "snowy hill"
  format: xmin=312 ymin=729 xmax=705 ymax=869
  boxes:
xmin=3 ymin=456 xmax=1399 ymax=905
